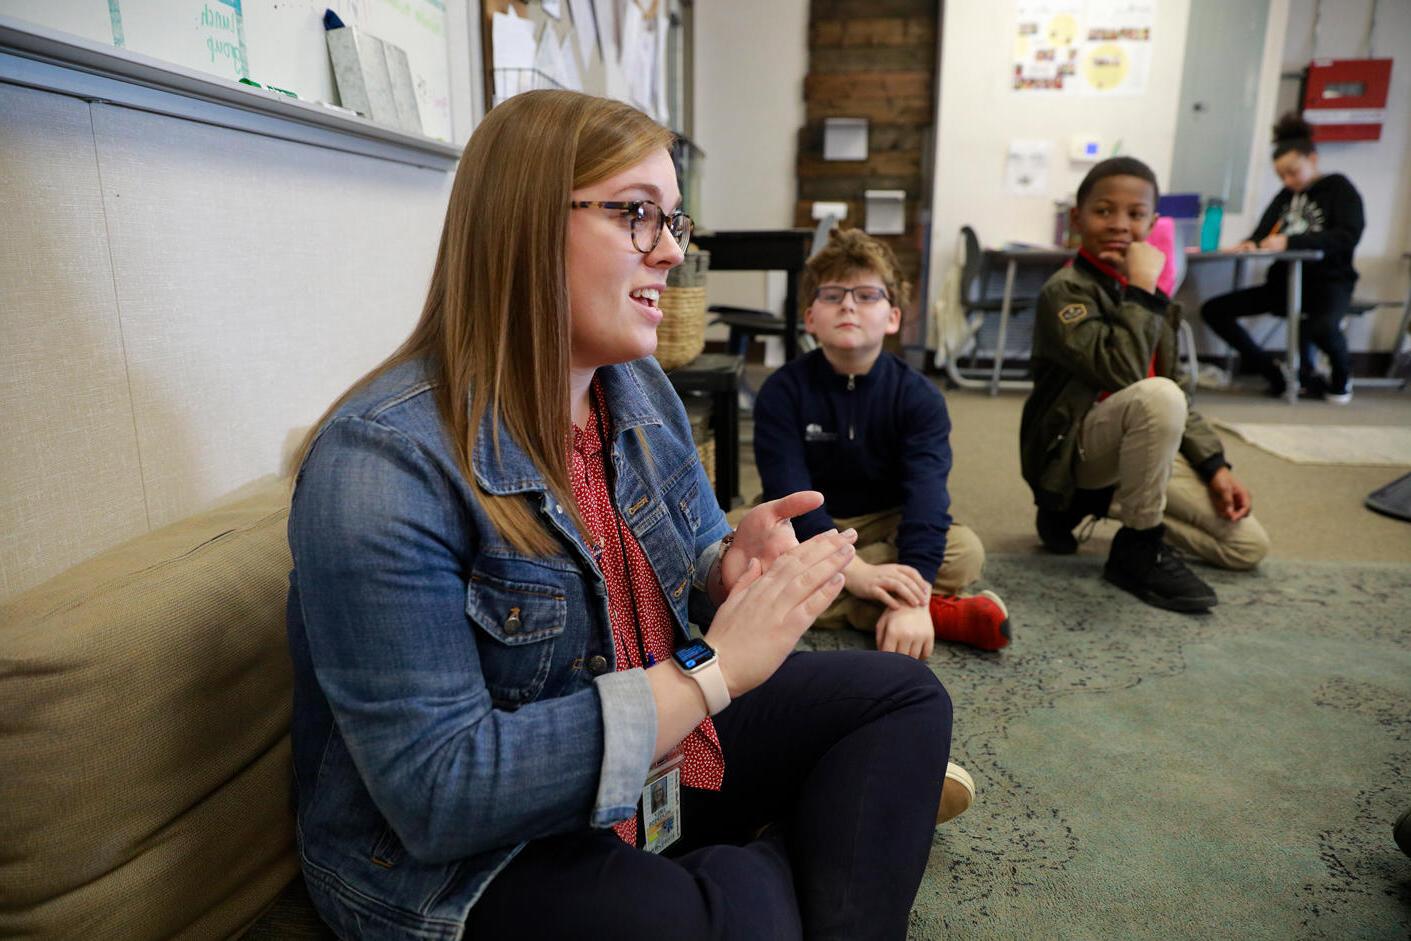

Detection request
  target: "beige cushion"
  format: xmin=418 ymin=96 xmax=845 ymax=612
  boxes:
xmin=0 ymin=478 xmax=298 ymax=939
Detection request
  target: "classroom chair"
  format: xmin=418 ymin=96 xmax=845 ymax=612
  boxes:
xmin=943 ymin=225 xmax=1042 ymax=388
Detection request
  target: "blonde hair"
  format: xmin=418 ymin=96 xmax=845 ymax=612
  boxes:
xmin=294 ymin=90 xmax=674 ymax=555
xmin=802 ymin=227 xmax=911 ymax=310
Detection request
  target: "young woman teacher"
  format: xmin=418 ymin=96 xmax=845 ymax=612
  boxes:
xmin=285 ymin=90 xmax=954 ymax=940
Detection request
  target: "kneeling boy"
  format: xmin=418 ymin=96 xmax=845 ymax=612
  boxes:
xmin=1021 ymin=157 xmax=1270 ymax=612
xmin=754 ymin=228 xmax=1009 ymax=657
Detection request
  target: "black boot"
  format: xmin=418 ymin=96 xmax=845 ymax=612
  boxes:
xmin=1036 ymin=506 xmax=1084 ymax=554
xmin=1036 ymin=488 xmax=1114 ymax=555
xmin=1103 ymin=523 xmax=1217 ymax=612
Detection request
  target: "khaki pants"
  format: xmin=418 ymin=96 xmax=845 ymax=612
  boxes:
xmin=814 ymin=509 xmax=985 ymax=631
xmin=1074 ymin=377 xmax=1269 ymax=570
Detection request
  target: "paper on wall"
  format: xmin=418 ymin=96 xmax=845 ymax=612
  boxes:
xmin=534 ymin=24 xmax=567 ymax=88
xmin=1076 ymin=0 xmax=1154 ymax=94
xmin=559 ymin=33 xmax=583 ymax=91
xmin=619 ymin=1 xmax=646 ymax=108
xmin=1005 ymin=139 xmax=1052 ymax=195
xmin=1012 ymin=0 xmax=1155 ymax=95
xmin=568 ymin=0 xmax=599 ymax=63
xmin=653 ymin=1 xmax=668 ymax=121
xmin=492 ymin=9 xmax=538 ymax=69
xmin=492 ymin=9 xmax=545 ymax=103
xmin=592 ymin=0 xmax=617 ymax=62
xmin=618 ymin=1 xmax=662 ymax=116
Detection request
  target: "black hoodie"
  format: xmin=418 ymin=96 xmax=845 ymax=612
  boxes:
xmin=1249 ymin=172 xmax=1364 ymax=287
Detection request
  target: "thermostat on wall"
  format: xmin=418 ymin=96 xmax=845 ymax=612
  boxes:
xmin=1069 ymin=134 xmax=1103 ymax=162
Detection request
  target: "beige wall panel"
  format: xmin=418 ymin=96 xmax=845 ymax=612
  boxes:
xmin=0 ymin=84 xmax=149 ymax=600
xmin=90 ymin=103 xmax=452 ymax=529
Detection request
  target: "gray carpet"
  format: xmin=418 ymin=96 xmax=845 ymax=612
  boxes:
xmin=803 ymin=554 xmax=1411 ymax=940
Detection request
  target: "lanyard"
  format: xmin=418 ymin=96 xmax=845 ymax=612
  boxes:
xmin=590 ymin=390 xmax=659 ymax=852
xmin=590 ymin=388 xmax=655 ymax=671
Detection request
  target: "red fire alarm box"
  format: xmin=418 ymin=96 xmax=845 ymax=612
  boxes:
xmin=1302 ymin=58 xmax=1393 ymax=142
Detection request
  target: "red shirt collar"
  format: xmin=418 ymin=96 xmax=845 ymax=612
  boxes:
xmin=1076 ymin=247 xmax=1129 ymax=287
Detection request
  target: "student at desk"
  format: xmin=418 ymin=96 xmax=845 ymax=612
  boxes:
xmin=1201 ymin=112 xmax=1365 ymax=402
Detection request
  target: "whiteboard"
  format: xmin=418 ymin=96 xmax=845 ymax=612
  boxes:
xmin=0 ymin=0 xmax=453 ymax=141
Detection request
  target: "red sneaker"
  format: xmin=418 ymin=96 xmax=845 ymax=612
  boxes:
xmin=930 ymin=590 xmax=1010 ymax=651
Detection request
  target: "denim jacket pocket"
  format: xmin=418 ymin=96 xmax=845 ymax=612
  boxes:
xmin=465 ymin=570 xmax=568 ymax=707
xmin=369 ymin=824 xmax=405 ymax=869
xmin=675 ymin=478 xmax=702 ymax=533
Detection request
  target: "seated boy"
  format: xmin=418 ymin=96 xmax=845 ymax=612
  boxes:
xmin=753 ymin=227 xmax=1010 ymax=657
xmin=1021 ymin=157 xmax=1270 ymax=612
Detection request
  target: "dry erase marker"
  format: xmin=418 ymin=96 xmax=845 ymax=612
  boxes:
xmin=238 ymin=77 xmax=298 ymax=99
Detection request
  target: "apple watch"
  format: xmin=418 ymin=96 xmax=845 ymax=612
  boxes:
xmin=672 ymin=639 xmax=731 ymax=715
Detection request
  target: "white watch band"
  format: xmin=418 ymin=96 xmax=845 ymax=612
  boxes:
xmin=687 ymin=658 xmax=731 ymax=715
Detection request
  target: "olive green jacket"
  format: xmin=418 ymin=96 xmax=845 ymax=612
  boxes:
xmin=1019 ymin=251 xmax=1226 ymax=511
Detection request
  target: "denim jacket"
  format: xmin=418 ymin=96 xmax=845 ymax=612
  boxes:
xmin=286 ymin=356 xmax=731 ymax=939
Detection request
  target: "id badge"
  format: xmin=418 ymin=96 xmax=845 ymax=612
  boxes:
xmin=641 ymin=751 xmax=683 ymax=854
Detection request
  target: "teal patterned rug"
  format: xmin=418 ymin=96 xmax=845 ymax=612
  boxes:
xmin=803 ymin=555 xmax=1411 ymax=940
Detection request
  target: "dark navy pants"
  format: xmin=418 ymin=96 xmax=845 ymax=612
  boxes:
xmin=1201 ymin=277 xmax=1354 ymax=389
xmin=465 ymin=650 xmax=951 ymax=941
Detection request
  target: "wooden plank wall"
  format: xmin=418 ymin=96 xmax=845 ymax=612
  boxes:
xmin=797 ymin=0 xmax=938 ymax=332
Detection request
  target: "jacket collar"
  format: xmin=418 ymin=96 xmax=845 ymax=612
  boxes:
xmin=1074 ymin=248 xmax=1128 ymax=302
xmin=808 ymin=347 xmax=891 ymax=386
xmin=472 ymin=360 xmax=661 ymax=496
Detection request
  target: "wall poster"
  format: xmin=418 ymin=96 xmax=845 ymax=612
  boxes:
xmin=1012 ymin=0 xmax=1155 ymax=95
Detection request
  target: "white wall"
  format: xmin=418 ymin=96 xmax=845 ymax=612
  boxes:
xmin=693 ymin=0 xmax=809 ymax=325
xmin=0 ymin=82 xmax=452 ymax=600
xmin=930 ymin=1 xmax=1193 ymax=269
xmin=1259 ymin=0 xmax=1411 ymax=352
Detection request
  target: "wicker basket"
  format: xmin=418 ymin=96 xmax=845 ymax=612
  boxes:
xmin=696 ymin=438 xmax=716 ymax=490
xmin=684 ymin=396 xmax=716 ymax=490
xmin=654 ymin=249 xmax=710 ymax=372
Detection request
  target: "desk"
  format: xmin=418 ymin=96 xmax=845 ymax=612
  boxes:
xmin=666 ymin=353 xmax=743 ymax=510
xmin=1185 ymin=249 xmax=1323 ymax=405
xmin=691 ymin=229 xmax=814 ymax=361
xmin=944 ymin=246 xmax=1072 ymax=396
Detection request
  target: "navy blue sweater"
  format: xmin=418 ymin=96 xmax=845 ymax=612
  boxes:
xmin=753 ymin=350 xmax=954 ymax=584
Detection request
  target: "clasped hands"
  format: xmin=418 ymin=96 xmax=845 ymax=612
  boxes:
xmin=704 ymin=491 xmax=855 ymax=698
xmin=721 ymin=495 xmax=939 ymax=660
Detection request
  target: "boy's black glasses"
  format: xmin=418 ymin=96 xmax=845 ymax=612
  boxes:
xmin=569 ymin=200 xmax=693 ymax=254
xmin=814 ymin=285 xmax=891 ymax=305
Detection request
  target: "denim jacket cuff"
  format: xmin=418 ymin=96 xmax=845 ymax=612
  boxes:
xmin=691 ymin=538 xmax=726 ymax=595
xmin=688 ymin=537 xmax=729 ymax=626
xmin=590 ymin=668 xmax=657 ymax=827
